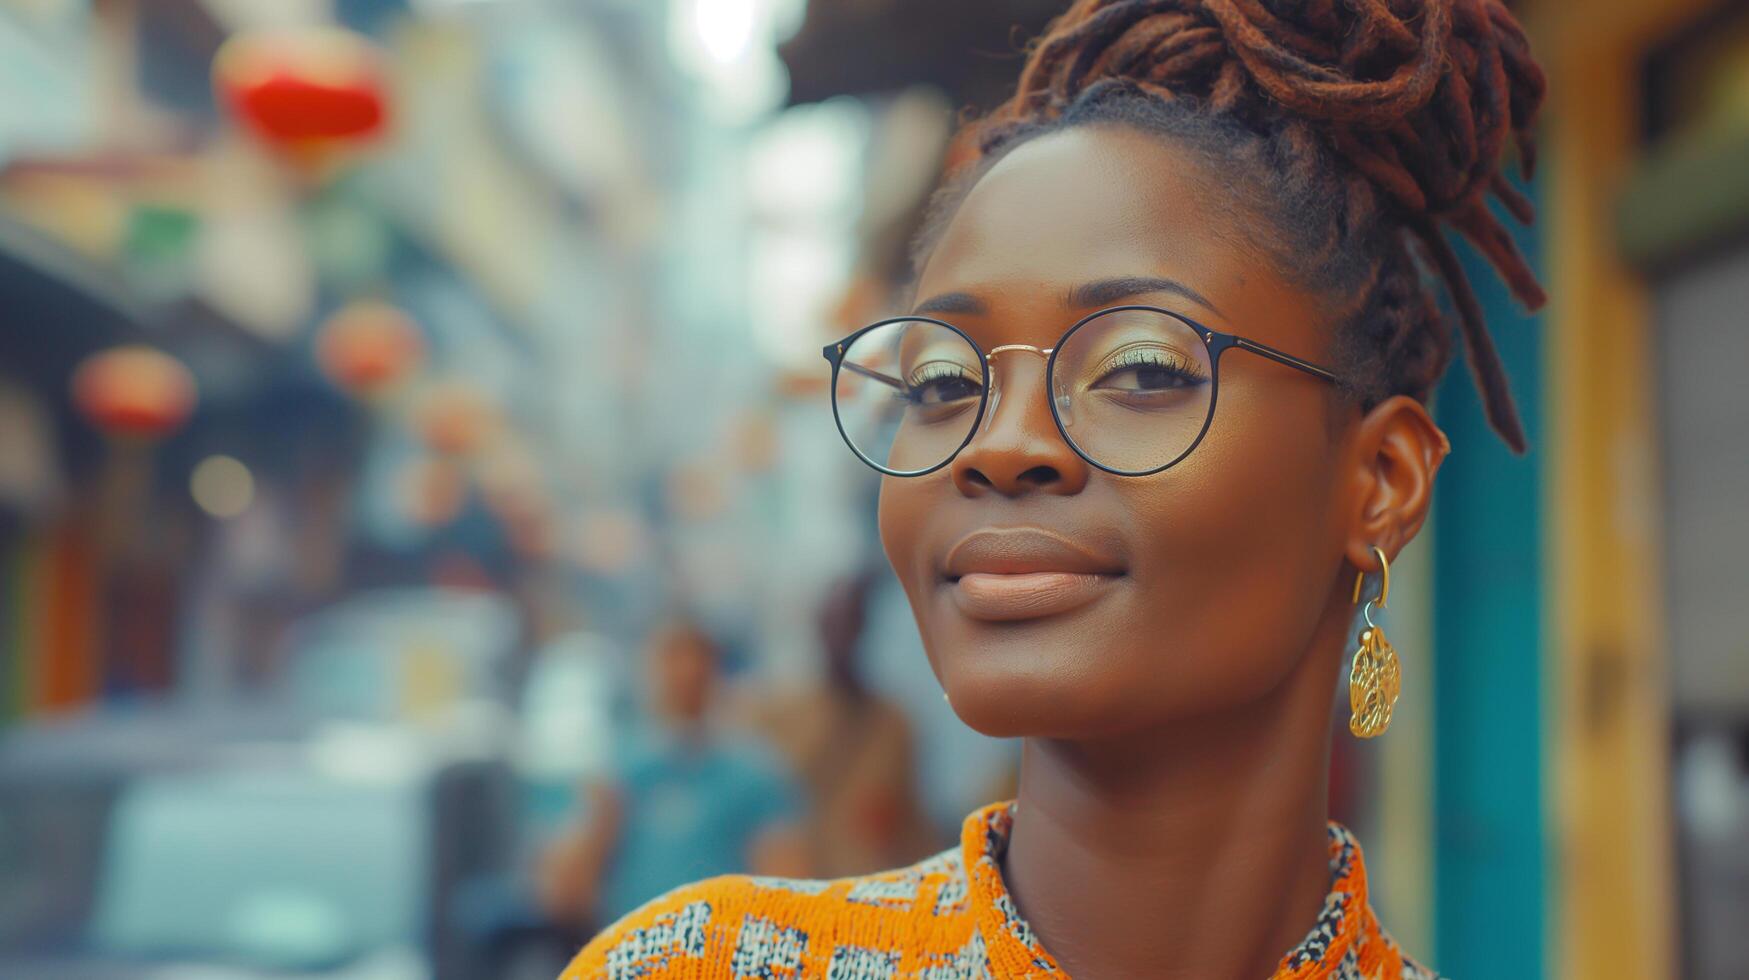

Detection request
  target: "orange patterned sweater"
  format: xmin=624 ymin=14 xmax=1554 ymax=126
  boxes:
xmin=559 ymin=801 xmax=1437 ymax=979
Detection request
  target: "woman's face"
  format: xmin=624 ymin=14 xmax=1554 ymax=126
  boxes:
xmin=879 ymin=125 xmax=1358 ymax=739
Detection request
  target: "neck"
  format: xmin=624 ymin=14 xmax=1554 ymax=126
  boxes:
xmin=1003 ymin=611 xmax=1349 ymax=979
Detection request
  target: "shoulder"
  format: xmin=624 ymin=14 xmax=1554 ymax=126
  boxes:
xmin=610 ymin=729 xmax=667 ymax=778
xmin=556 ymin=877 xmax=746 ymax=980
xmin=558 ymin=847 xmax=973 ymax=979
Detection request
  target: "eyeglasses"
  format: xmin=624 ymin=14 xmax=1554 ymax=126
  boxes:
xmin=822 ymin=305 xmax=1340 ymax=477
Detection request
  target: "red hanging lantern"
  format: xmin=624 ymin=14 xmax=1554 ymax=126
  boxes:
xmin=214 ymin=27 xmax=390 ymax=164
xmin=71 ymin=346 xmax=198 ymax=441
xmin=314 ymin=300 xmax=425 ymax=398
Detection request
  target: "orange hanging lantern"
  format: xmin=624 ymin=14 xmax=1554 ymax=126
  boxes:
xmin=314 ymin=300 xmax=425 ymax=397
xmin=214 ymin=27 xmax=390 ymax=165
xmin=71 ymin=346 xmax=198 ymax=441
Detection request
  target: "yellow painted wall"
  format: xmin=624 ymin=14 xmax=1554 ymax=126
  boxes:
xmin=1523 ymin=1 xmax=1718 ymax=977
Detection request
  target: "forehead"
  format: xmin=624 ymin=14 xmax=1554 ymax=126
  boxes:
xmin=917 ymin=126 xmax=1317 ymax=341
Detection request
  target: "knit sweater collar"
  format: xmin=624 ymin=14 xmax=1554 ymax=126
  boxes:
xmin=958 ymin=801 xmax=1403 ymax=978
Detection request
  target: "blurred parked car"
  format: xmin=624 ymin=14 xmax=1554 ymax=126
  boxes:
xmin=0 ymin=705 xmax=522 ymax=980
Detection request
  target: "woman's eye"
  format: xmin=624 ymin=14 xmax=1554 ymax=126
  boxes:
xmin=902 ymin=366 xmax=981 ymax=405
xmin=1093 ymin=353 xmax=1207 ymax=392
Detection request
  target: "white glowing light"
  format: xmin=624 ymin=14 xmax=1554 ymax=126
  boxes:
xmin=693 ymin=0 xmax=758 ymax=66
xmin=666 ymin=0 xmax=794 ymax=121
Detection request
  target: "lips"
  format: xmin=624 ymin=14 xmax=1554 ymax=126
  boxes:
xmin=943 ymin=527 xmax=1125 ymax=622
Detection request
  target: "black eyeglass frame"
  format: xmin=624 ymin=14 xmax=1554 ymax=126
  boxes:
xmin=821 ymin=304 xmax=1341 ymax=478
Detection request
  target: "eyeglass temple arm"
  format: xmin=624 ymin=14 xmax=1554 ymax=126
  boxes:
xmin=1232 ymin=336 xmax=1340 ymax=384
xmin=837 ymin=359 xmax=905 ymax=390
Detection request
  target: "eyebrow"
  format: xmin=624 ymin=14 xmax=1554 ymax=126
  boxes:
xmin=910 ymin=291 xmax=987 ymax=317
xmin=1068 ymin=275 xmax=1223 ymax=317
xmin=910 ymin=274 xmax=1223 ymax=321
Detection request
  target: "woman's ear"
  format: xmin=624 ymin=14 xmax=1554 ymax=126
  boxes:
xmin=1342 ymin=395 xmax=1449 ymax=571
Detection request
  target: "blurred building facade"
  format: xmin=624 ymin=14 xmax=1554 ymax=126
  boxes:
xmin=1526 ymin=2 xmax=1749 ymax=979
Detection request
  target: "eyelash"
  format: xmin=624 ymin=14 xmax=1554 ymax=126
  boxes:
xmin=1103 ymin=347 xmax=1209 ymax=381
xmin=905 ymin=363 xmax=972 ymax=387
xmin=901 ymin=363 xmax=982 ymax=403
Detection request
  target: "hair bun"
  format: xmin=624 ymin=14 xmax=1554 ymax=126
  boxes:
xmin=1007 ymin=0 xmax=1543 ymax=226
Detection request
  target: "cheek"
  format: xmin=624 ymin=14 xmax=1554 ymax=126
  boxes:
xmin=876 ymin=475 xmax=953 ymax=685
xmin=876 ymin=475 xmax=932 ymax=606
xmin=867 ymin=383 xmax=1345 ymax=738
xmin=1110 ymin=394 xmax=1343 ymax=711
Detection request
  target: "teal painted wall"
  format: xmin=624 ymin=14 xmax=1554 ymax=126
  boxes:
xmin=1431 ymin=181 xmax=1547 ymax=978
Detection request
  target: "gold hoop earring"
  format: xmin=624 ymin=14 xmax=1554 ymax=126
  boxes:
xmin=1348 ymin=545 xmax=1401 ymax=739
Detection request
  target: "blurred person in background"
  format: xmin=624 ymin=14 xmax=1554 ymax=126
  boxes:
xmin=741 ymin=570 xmax=938 ymax=878
xmin=562 ymin=1 xmax=1548 ymax=977
xmin=534 ymin=618 xmax=807 ymax=935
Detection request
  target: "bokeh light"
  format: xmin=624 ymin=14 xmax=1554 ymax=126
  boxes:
xmin=189 ymin=455 xmax=255 ymax=519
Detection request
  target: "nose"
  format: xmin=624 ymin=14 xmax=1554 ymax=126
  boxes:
xmin=950 ymin=348 xmax=1090 ymax=498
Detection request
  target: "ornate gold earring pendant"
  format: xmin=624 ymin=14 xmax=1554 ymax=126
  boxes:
xmin=1348 ymin=545 xmax=1401 ymax=739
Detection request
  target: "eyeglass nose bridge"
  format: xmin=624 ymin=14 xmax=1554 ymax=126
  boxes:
xmin=978 ymin=344 xmax=1074 ymax=435
xmin=985 ymin=344 xmax=1053 ymax=360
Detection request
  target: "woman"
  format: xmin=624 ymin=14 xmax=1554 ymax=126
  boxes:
xmin=563 ymin=0 xmax=1544 ymax=976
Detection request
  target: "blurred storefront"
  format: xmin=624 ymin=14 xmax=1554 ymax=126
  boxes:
xmin=0 ymin=0 xmax=764 ymax=712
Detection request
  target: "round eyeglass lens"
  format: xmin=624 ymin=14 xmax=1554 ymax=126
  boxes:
xmin=1051 ymin=308 xmax=1216 ymax=474
xmin=833 ymin=319 xmax=985 ymax=475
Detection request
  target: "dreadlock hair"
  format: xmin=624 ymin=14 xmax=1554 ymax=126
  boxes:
xmin=914 ymin=0 xmax=1547 ymax=451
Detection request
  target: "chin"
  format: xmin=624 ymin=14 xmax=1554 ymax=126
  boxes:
xmin=946 ymin=679 xmax=1153 ymax=740
xmin=909 ymin=580 xmax=1138 ymax=737
xmin=930 ymin=638 xmax=1145 ymax=740
xmin=926 ymin=621 xmax=1274 ymax=743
